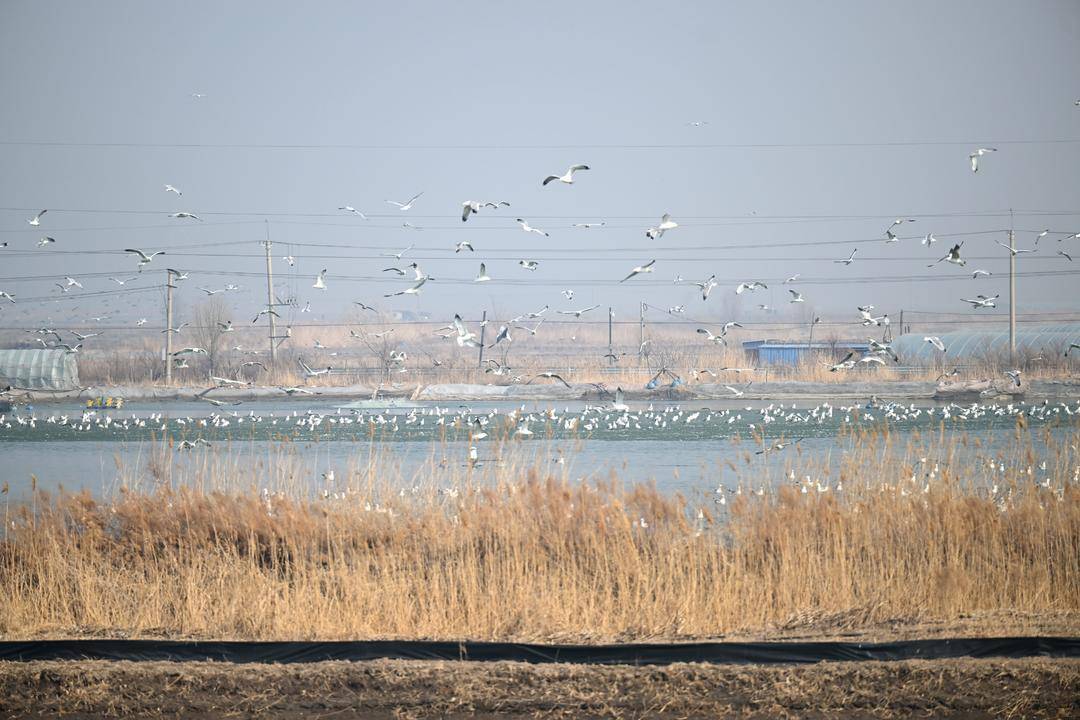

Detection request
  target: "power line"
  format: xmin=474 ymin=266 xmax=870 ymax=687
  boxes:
xmin=2 ymin=138 xmax=1080 ymax=151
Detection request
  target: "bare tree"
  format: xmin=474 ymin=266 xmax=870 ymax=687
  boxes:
xmin=191 ymin=296 xmax=231 ymax=377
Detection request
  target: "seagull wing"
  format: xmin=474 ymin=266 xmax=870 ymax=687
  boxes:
xmin=124 ymin=249 xmax=151 ymax=261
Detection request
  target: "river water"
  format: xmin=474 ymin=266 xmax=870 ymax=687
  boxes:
xmin=2 ymin=397 xmax=1076 ymax=501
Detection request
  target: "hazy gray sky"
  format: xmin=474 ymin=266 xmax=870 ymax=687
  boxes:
xmin=1 ymin=0 xmax=1078 ymax=330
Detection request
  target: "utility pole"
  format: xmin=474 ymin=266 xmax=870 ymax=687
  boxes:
xmin=607 ymin=307 xmax=614 ymax=366
xmin=638 ymin=301 xmax=645 ymax=367
xmin=1008 ymin=210 xmax=1016 ymax=363
xmin=477 ymin=310 xmax=487 ymax=369
xmin=164 ymin=269 xmax=174 ymax=386
xmin=263 ymin=221 xmax=277 ymax=377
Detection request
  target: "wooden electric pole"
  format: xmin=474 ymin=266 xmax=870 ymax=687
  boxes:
xmin=477 ymin=310 xmax=487 ymax=369
xmin=264 ymin=222 xmax=277 ymax=376
xmin=164 ymin=269 xmax=174 ymax=386
xmin=1008 ymin=211 xmax=1016 ymax=363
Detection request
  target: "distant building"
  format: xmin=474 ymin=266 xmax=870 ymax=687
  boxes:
xmin=891 ymin=324 xmax=1079 ymax=363
xmin=742 ymin=339 xmax=870 ymax=366
xmin=0 ymin=349 xmax=80 ymax=391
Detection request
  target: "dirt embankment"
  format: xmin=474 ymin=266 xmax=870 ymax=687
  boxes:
xmin=2 ymin=657 xmax=1077 ymax=719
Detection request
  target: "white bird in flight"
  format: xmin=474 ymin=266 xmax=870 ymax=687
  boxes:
xmin=27 ymin=210 xmax=47 ymax=226
xmin=452 ymin=315 xmax=480 ymax=347
xmin=384 ymin=276 xmax=427 ymax=297
xmin=694 ymin=275 xmax=718 ymax=300
xmin=736 ymin=281 xmax=767 ymax=294
xmin=645 ymin=214 xmax=678 ymax=240
xmin=558 ymin=304 xmax=600 ymax=318
xmin=788 ymin=289 xmax=805 ymax=303
xmin=168 ymin=212 xmax=202 ymax=221
xmin=125 ymin=248 xmax=166 ymax=269
xmin=519 ymin=260 xmax=539 ymax=271
xmin=924 ymin=336 xmax=947 ymax=352
xmin=969 ymin=147 xmax=997 ymax=173
xmin=385 ymin=192 xmax=424 ymax=211
xmin=995 ymin=239 xmax=1037 ymax=256
xmin=338 ymin=206 xmax=368 ymax=219
xmin=620 ymin=260 xmax=655 ymax=282
xmin=573 ymin=222 xmax=605 ymax=229
xmin=164 ymin=184 xmax=182 ymax=196
xmin=474 ymin=263 xmax=491 ymax=282
xmin=37 ymin=236 xmax=56 ymax=247
xmin=961 ymin=294 xmax=999 ymax=309
xmin=516 ymin=218 xmax=549 ymax=237
xmin=542 ymin=164 xmax=589 ymax=186
xmin=455 ymin=241 xmax=474 ymax=253
xmin=971 ymin=269 xmax=992 ymax=278
xmin=313 ymin=269 xmax=327 ymax=290
xmin=834 ymin=249 xmax=857 ymax=265
xmin=929 ymin=243 xmax=966 ymax=267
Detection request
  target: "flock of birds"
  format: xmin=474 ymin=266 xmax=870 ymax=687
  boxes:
xmin=2 ymin=137 xmax=1079 ymax=393
xmin=2 ymin=397 xmax=1076 ymax=448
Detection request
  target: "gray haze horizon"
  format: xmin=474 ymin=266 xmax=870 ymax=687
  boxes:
xmin=1 ymin=1 xmax=1078 ymax=337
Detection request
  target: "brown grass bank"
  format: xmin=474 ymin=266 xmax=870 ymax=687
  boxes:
xmin=2 ymin=427 xmax=1077 ymax=642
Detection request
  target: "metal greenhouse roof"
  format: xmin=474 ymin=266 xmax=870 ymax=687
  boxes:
xmin=892 ymin=324 xmax=1080 ymax=363
xmin=0 ymin=349 xmax=80 ymax=391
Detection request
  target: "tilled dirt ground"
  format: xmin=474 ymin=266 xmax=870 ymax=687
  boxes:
xmin=2 ymin=656 xmax=1078 ymax=719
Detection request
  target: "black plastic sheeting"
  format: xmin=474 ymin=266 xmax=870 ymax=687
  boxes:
xmin=0 ymin=637 xmax=1077 ymax=666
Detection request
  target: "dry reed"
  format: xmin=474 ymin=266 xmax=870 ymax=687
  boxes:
xmin=1 ymin=426 xmax=1077 ymax=642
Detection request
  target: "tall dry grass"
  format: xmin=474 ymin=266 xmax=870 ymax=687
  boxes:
xmin=1 ymin=425 xmax=1077 ymax=641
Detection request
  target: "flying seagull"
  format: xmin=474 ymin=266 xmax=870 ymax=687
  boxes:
xmin=452 ymin=314 xmax=479 ymax=347
xmin=542 ymin=164 xmax=590 ymax=186
xmin=557 ymin=304 xmax=600 ymax=318
xmin=168 ymin=212 xmax=202 ymax=221
xmin=455 ymin=241 xmax=474 ymax=253
xmin=1004 ymin=369 xmax=1022 ymax=387
xmin=620 ymin=260 xmax=656 ymax=282
xmin=924 ymin=336 xmax=947 ymax=352
xmin=834 ymin=248 xmax=857 ymax=265
xmin=929 ymin=243 xmax=966 ymax=267
xmin=736 ymin=281 xmax=767 ymax=294
xmin=994 ymin=239 xmax=1037 ymax=256
xmin=125 ymin=248 xmax=165 ymax=269
xmin=338 ymin=206 xmax=368 ymax=219
xmin=528 ymin=371 xmax=571 ymax=388
xmin=64 ymin=276 xmax=82 ymax=288
xmin=516 ymin=218 xmax=549 ymax=237
xmin=385 ymin=192 xmax=424 ymax=210
xmin=971 ymin=269 xmax=992 ymax=278
xmin=313 ymin=269 xmax=327 ymax=290
xmin=37 ymin=236 xmax=56 ymax=247
xmin=783 ymin=274 xmax=800 ymax=284
xmin=488 ymin=325 xmax=511 ymax=348
xmin=788 ymin=289 xmax=805 ymax=303
xmin=474 ymin=263 xmax=491 ymax=282
xmin=573 ymin=222 xmax=605 ymax=228
xmin=645 ymin=213 xmax=678 ymax=240
xmin=383 ymin=245 xmax=415 ymax=261
xmin=519 ymin=259 xmax=539 ymax=271
xmin=960 ymin=294 xmax=999 ymax=309
xmin=694 ymin=274 xmax=718 ymax=300
xmin=969 ymin=147 xmax=997 ymax=173
xmin=384 ymin=276 xmax=427 ymax=297
xmin=27 ymin=210 xmax=47 ymax=226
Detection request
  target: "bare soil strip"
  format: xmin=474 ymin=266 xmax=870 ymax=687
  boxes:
xmin=2 ymin=657 xmax=1077 ymax=719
